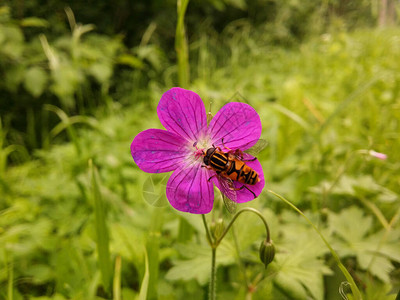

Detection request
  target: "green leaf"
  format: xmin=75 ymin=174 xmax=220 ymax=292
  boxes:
xmin=328 ymin=206 xmax=398 ymax=283
xmin=20 ymin=17 xmax=49 ymax=27
xmin=329 ymin=206 xmax=372 ymax=243
xmin=274 ymin=270 xmax=309 ymax=300
xmin=24 ymin=264 xmax=53 ymax=284
xmin=165 ymin=241 xmax=235 ymax=285
xmin=273 ymin=217 xmax=332 ymax=300
xmin=227 ymin=0 xmax=247 ymax=10
xmin=364 ymin=278 xmax=397 ymax=300
xmin=23 ymin=66 xmax=48 ymax=97
xmin=358 ymin=253 xmax=393 ymax=283
xmin=122 ymin=288 xmax=138 ymax=300
xmin=378 ymin=229 xmax=400 ymax=262
xmin=324 ymin=175 xmax=398 ymax=203
xmin=88 ymin=62 xmax=112 ymax=84
xmin=0 ymin=25 xmax=24 ymax=59
xmin=117 ymin=54 xmax=144 ymax=69
xmin=50 ymin=64 xmax=82 ymax=107
xmin=4 ymin=64 xmax=25 ymax=92
xmin=110 ymin=223 xmax=145 ymax=267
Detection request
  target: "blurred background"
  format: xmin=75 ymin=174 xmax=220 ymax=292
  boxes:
xmin=1 ymin=0 xmax=399 ymax=299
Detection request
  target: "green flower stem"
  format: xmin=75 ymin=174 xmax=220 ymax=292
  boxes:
xmin=202 ymin=208 xmax=272 ymax=300
xmin=202 ymin=214 xmax=216 ymax=300
xmin=215 ymin=207 xmax=271 ymax=247
xmin=202 ymin=214 xmax=214 ymax=246
xmin=210 ymin=247 xmax=217 ymax=300
xmin=267 ymin=189 xmax=363 ymax=300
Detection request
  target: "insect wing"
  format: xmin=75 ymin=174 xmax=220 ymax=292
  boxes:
xmin=217 ymin=175 xmax=237 ymax=214
xmin=222 ymin=193 xmax=237 ymax=214
xmin=243 ymin=139 xmax=268 ymax=156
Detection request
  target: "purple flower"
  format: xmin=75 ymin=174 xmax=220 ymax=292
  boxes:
xmin=131 ymin=87 xmax=265 ymax=214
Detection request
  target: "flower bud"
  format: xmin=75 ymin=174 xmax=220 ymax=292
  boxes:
xmin=259 ymin=239 xmax=275 ymax=268
xmin=210 ymin=218 xmax=225 ymax=240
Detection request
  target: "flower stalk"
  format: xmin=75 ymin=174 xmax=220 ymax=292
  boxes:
xmin=202 ymin=207 xmax=274 ymax=300
xmin=210 ymin=247 xmax=217 ymax=300
xmin=215 ymin=207 xmax=271 ymax=246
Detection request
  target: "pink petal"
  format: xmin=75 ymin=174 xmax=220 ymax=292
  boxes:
xmin=208 ymin=102 xmax=261 ymax=150
xmin=213 ymin=157 xmax=265 ymax=204
xmin=131 ymin=129 xmax=190 ymax=173
xmin=157 ymin=88 xmax=207 ymax=143
xmin=369 ymin=150 xmax=387 ymax=160
xmin=166 ymin=163 xmax=214 ymax=214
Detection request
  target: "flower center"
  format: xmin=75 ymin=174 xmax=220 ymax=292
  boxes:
xmin=189 ymin=135 xmax=213 ymax=164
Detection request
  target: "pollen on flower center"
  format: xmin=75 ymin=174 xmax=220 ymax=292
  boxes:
xmin=190 ymin=136 xmax=213 ymax=163
xmin=195 ymin=134 xmax=213 ymax=150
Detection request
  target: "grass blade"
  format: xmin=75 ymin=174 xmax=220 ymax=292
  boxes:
xmin=44 ymin=104 xmax=81 ymax=154
xmin=146 ymin=208 xmax=164 ymax=300
xmin=138 ymin=250 xmax=150 ymax=300
xmin=175 ymin=0 xmax=190 ymax=87
xmin=90 ymin=159 xmax=112 ymax=293
xmin=113 ymin=256 xmax=122 ymax=300
xmin=270 ymin=103 xmax=312 ymax=132
xmin=5 ymin=250 xmax=13 ymax=300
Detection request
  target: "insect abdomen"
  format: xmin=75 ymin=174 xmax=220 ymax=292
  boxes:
xmin=225 ymin=160 xmax=259 ymax=185
xmin=242 ymin=167 xmax=259 ymax=185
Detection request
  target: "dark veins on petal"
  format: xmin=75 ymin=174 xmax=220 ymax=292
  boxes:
xmin=211 ymin=112 xmax=255 ymax=144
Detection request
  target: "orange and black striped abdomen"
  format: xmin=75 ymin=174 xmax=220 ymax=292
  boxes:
xmin=223 ymin=159 xmax=259 ymax=185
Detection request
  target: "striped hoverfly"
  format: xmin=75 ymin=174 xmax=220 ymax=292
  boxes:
xmin=200 ymin=138 xmax=267 ymax=214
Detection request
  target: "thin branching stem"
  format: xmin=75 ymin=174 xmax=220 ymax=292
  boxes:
xmin=203 ymin=207 xmax=272 ymax=300
xmin=215 ymin=207 xmax=271 ymax=246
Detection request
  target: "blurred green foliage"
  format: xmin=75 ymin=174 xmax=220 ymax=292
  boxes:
xmin=1 ymin=0 xmax=400 ymax=299
xmin=0 ymin=0 xmax=382 ymax=159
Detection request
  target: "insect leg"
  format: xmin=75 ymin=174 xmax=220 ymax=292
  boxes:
xmin=221 ymin=138 xmax=247 ymax=159
xmin=241 ymin=157 xmax=257 ymax=162
xmin=202 ymin=166 xmax=218 ymax=182
xmin=207 ymin=174 xmax=218 ymax=182
xmin=221 ymin=138 xmax=232 ymax=151
xmin=202 ymin=165 xmax=214 ymax=169
xmin=234 ymin=185 xmax=257 ymax=198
